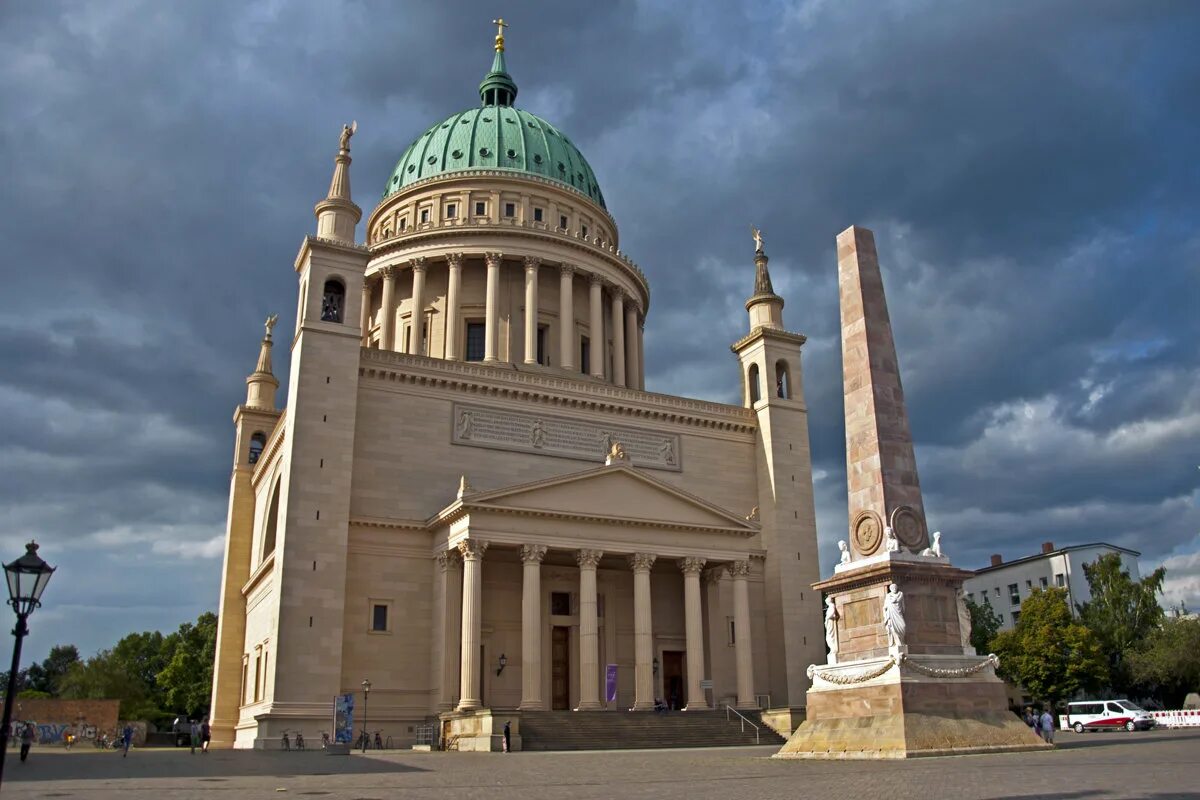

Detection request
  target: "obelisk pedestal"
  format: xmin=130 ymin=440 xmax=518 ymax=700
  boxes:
xmin=776 ymin=226 xmax=1047 ymax=759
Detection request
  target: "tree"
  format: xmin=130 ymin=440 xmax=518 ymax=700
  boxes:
xmin=156 ymin=612 xmax=218 ymax=718
xmin=1 ymin=644 xmax=81 ymax=697
xmin=1077 ymin=553 xmax=1166 ymax=695
xmin=965 ymin=597 xmax=1002 ymax=654
xmin=1127 ymin=616 xmax=1200 ymax=708
xmin=992 ymin=587 xmax=1107 ymax=708
xmin=58 ymin=648 xmax=162 ymax=719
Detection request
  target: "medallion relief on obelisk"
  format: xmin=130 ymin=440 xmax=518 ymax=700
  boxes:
xmin=838 ymin=226 xmax=929 ymax=557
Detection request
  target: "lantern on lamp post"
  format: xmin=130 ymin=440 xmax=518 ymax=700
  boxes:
xmin=361 ymin=679 xmax=371 ymax=753
xmin=0 ymin=541 xmax=55 ymax=789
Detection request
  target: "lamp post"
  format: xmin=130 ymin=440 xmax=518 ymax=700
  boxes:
xmin=360 ymin=679 xmax=371 ymax=753
xmin=0 ymin=542 xmax=55 ymax=790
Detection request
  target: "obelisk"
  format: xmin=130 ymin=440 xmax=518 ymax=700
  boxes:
xmin=838 ymin=226 xmax=929 ymax=557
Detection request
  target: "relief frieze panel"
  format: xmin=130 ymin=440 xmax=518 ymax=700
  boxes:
xmin=451 ymin=402 xmax=681 ymax=471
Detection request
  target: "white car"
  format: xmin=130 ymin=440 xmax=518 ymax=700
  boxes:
xmin=1061 ymin=699 xmax=1156 ymax=732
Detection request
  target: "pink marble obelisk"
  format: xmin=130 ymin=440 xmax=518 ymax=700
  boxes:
xmin=837 ymin=226 xmax=929 ymax=557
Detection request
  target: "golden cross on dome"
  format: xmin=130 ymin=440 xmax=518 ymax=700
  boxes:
xmin=492 ymin=18 xmax=509 ymax=51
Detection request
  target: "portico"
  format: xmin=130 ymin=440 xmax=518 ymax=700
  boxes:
xmin=430 ymin=463 xmax=761 ymax=714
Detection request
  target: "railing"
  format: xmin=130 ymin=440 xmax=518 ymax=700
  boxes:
xmin=724 ymin=705 xmax=761 ymax=745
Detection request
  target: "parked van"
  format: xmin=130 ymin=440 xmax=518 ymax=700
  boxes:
xmin=1062 ymin=700 xmax=1156 ymax=732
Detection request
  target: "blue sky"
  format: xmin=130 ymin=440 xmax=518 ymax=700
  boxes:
xmin=1 ymin=0 xmax=1197 ymax=663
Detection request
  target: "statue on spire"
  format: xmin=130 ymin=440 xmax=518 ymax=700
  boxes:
xmin=339 ymin=120 xmax=357 ymax=152
xmin=751 ymin=225 xmax=765 ymax=254
xmin=264 ymin=314 xmax=278 ymax=339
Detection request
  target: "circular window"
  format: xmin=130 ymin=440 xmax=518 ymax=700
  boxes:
xmin=533 ymin=154 xmax=543 ymax=165
xmin=482 ymin=116 xmax=492 ymax=122
xmin=557 ymin=162 xmax=565 ymax=172
xmin=577 ymin=172 xmax=585 ymax=183
xmin=527 ymin=121 xmax=537 ymax=129
xmin=406 ymin=164 xmax=415 ymax=173
xmin=506 ymin=148 xmax=517 ymax=159
xmin=505 ymin=117 xmax=516 ymax=124
xmin=427 ymin=156 xmax=437 ymax=165
xmin=479 ymin=147 xmax=491 ymax=157
xmin=392 ymin=176 xmax=399 ymax=184
xmin=441 ymin=123 xmax=450 ymax=129
xmin=451 ymin=149 xmax=463 ymax=159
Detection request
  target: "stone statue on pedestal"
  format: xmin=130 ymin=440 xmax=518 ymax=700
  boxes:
xmin=883 ymin=583 xmax=906 ymax=649
xmin=824 ymin=596 xmax=840 ymax=663
xmin=956 ymin=587 xmax=974 ymax=654
xmin=837 ymin=540 xmax=851 ymax=567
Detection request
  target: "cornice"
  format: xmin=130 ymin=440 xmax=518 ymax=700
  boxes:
xmin=437 ymin=502 xmax=757 ymax=537
xmin=241 ymin=552 xmax=275 ymax=598
xmin=358 ymin=349 xmax=756 ymax=434
xmin=813 ymin=559 xmax=975 ymax=593
xmin=730 ymin=326 xmax=808 ymax=353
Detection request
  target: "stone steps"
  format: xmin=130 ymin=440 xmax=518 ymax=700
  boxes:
xmin=519 ymin=710 xmax=784 ymax=751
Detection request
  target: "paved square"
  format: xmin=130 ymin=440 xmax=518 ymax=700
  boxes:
xmin=3 ymin=729 xmax=1197 ymax=799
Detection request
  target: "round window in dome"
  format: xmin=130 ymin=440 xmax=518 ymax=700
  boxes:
xmin=460 ymin=119 xmax=470 ymax=124
xmin=482 ymin=116 xmax=492 ymax=122
xmin=392 ymin=176 xmax=399 ymax=184
xmin=527 ymin=121 xmax=537 ymax=129
xmin=427 ymin=156 xmax=437 ymax=165
xmin=506 ymin=148 xmax=516 ymax=159
xmin=452 ymin=149 xmax=463 ymax=159
xmin=505 ymin=117 xmax=516 ymax=124
xmin=557 ymin=162 xmax=565 ymax=172
xmin=407 ymin=164 xmax=415 ymax=173
xmin=479 ymin=147 xmax=491 ymax=157
xmin=441 ymin=123 xmax=450 ymax=128
xmin=533 ymin=154 xmax=543 ymax=165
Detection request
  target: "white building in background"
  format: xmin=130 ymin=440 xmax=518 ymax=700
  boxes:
xmin=963 ymin=541 xmax=1141 ymax=631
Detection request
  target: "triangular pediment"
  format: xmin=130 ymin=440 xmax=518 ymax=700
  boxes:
xmin=465 ymin=466 xmax=756 ymax=531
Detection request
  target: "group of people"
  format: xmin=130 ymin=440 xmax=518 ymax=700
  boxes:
xmin=1024 ymin=707 xmax=1056 ymax=743
xmin=187 ymin=717 xmax=212 ymax=754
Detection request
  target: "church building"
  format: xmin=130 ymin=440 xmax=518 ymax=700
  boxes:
xmin=209 ymin=24 xmax=825 ymax=749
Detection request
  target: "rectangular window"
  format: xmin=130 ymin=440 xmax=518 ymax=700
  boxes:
xmin=993 ymin=587 xmax=1000 ymax=597
xmin=465 ymin=322 xmax=486 ymax=362
xmin=728 ymin=618 xmax=736 ymax=645
xmin=475 ymin=201 xmax=486 ymax=216
xmin=241 ymin=659 xmax=249 ymax=705
xmin=420 ymin=208 xmax=430 ymax=223
xmin=399 ymin=217 xmax=408 ymax=231
xmin=581 ymin=224 xmax=589 ymax=237
xmin=551 ymin=592 xmax=571 ymax=616
xmin=371 ymin=604 xmax=389 ymax=632
xmin=537 ymin=325 xmax=548 ymax=365
xmin=1055 ymin=573 xmax=1065 ymax=587
xmin=982 ymin=593 xmax=990 ymax=606
xmin=445 ymin=203 xmax=457 ymax=219
xmin=1025 ymin=580 xmax=1033 ymax=590
xmin=1011 ymin=610 xmax=1021 ymax=624
xmin=1039 ymin=577 xmax=1048 ymax=589
xmin=967 ymin=592 xmax=973 ymax=603
xmin=533 ymin=207 xmax=544 ymax=222
xmin=254 ymin=652 xmax=262 ymax=701
xmin=504 ymin=202 xmax=516 ymax=218
xmin=1008 ymin=583 xmax=1020 ymax=606
xmin=580 ymin=336 xmax=590 ymax=374
xmin=559 ymin=214 xmax=568 ymax=230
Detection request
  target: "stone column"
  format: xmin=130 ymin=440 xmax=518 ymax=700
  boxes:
xmin=359 ymin=280 xmax=372 ymax=346
xmin=456 ymin=539 xmax=488 ymax=711
xmin=576 ymin=549 xmax=604 ymax=710
xmin=638 ymin=321 xmax=646 ymax=390
xmin=679 ymin=557 xmax=708 ymax=710
xmin=628 ymin=552 xmax=656 ymax=710
xmin=408 ymin=257 xmax=427 ymax=355
xmin=588 ymin=276 xmax=604 ymax=379
xmin=484 ymin=252 xmax=502 ymax=363
xmin=611 ymin=289 xmax=626 ymax=387
xmin=728 ymin=560 xmax=756 ymax=709
xmin=379 ymin=266 xmax=397 ymax=352
xmin=444 ymin=253 xmax=463 ymax=359
xmin=559 ymin=265 xmax=576 ymax=370
xmin=519 ymin=544 xmax=547 ymax=710
xmin=522 ymin=256 xmax=540 ymax=364
xmin=625 ymin=303 xmax=640 ymax=391
xmin=436 ymin=550 xmax=463 ymax=710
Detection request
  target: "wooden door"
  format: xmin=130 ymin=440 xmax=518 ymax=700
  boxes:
xmin=551 ymin=626 xmax=571 ymax=710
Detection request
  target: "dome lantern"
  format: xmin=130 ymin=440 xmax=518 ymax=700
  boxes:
xmin=479 ymin=19 xmax=517 ymax=107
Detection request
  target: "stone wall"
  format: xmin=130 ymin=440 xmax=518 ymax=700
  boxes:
xmin=5 ymin=698 xmax=120 ymax=744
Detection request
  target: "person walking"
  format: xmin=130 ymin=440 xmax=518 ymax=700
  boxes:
xmin=502 ymin=720 xmax=511 ymax=753
xmin=1040 ymin=708 xmax=1055 ymax=743
xmin=201 ymin=717 xmax=211 ymax=753
xmin=190 ymin=719 xmax=201 ymax=754
xmin=122 ymin=723 xmax=133 ymax=757
xmin=19 ymin=721 xmax=35 ymax=762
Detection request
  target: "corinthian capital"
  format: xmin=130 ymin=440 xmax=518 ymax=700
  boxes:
xmin=445 ymin=252 xmax=465 ymax=269
xmin=678 ymin=557 xmax=707 ymax=576
xmin=436 ymin=549 xmax=462 ymax=572
xmin=560 ymin=263 xmax=576 ymax=277
xmin=457 ymin=539 xmax=489 ymax=561
xmin=380 ymin=265 xmax=397 ymax=280
xmin=576 ymin=549 xmax=604 ymax=569
xmin=628 ymin=552 xmax=657 ymax=572
xmin=520 ymin=544 xmax=548 ymax=564
xmin=485 ymin=252 xmax=504 ymax=268
xmin=523 ymin=255 xmax=542 ymax=271
xmin=410 ymin=256 xmax=427 ymax=272
xmin=726 ymin=560 xmax=752 ymax=579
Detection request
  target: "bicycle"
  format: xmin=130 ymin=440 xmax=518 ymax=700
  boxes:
xmin=354 ymin=729 xmax=370 ymax=750
xmin=280 ymin=730 xmax=291 ymax=751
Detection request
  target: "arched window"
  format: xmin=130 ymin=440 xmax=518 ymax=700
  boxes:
xmin=248 ymin=432 xmax=266 ymax=464
xmin=748 ymin=363 xmax=761 ymax=405
xmin=321 ymin=279 xmax=345 ymax=323
xmin=775 ymin=360 xmax=791 ymax=399
xmin=262 ymin=477 xmax=281 ymax=560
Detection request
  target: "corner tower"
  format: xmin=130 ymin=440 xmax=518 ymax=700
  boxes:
xmin=731 ymin=231 xmax=825 ymax=709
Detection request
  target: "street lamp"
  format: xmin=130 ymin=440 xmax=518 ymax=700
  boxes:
xmin=361 ymin=679 xmax=371 ymax=753
xmin=0 ymin=542 xmax=55 ymax=789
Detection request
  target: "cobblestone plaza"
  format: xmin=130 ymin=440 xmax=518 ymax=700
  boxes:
xmin=5 ymin=729 xmax=1197 ymax=799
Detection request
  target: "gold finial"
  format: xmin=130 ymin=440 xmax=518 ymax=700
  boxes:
xmin=492 ymin=17 xmax=508 ymax=51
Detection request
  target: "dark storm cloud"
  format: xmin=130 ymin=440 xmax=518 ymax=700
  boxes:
xmin=1 ymin=0 xmax=1197 ymax=658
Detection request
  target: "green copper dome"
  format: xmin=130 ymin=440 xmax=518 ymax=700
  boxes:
xmin=383 ymin=49 xmax=606 ymax=209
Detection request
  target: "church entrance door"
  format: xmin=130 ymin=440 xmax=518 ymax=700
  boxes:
xmin=662 ymin=650 xmax=685 ymax=710
xmin=551 ymin=626 xmax=571 ymax=710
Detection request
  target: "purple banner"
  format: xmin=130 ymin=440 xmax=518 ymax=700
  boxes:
xmin=605 ymin=664 xmax=618 ymax=704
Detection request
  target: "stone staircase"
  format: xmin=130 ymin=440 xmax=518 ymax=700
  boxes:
xmin=519 ymin=709 xmax=785 ymax=751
